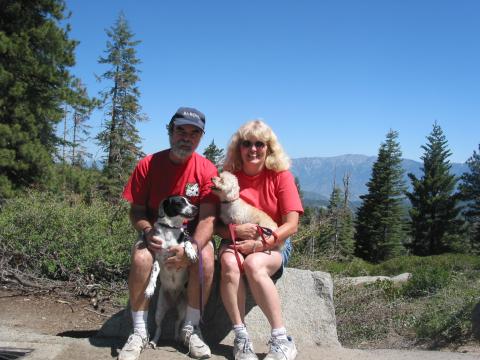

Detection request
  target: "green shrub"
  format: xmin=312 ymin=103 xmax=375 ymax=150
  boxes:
xmin=0 ymin=190 xmax=136 ymax=281
xmin=333 ymin=253 xmax=480 ymax=349
xmin=401 ymin=267 xmax=452 ymax=298
xmin=335 ymin=282 xmax=409 ymax=346
xmin=414 ymin=275 xmax=480 ymax=346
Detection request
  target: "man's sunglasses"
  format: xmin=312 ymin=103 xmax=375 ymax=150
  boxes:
xmin=241 ymin=140 xmax=266 ymax=149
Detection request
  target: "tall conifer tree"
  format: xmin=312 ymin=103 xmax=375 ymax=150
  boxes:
xmin=96 ymin=13 xmax=146 ymax=198
xmin=338 ymin=174 xmax=355 ymax=257
xmin=406 ymin=122 xmax=463 ymax=255
xmin=354 ymin=130 xmax=407 ymax=262
xmin=0 ymin=0 xmax=80 ymax=198
xmin=458 ymin=144 xmax=480 ymax=253
xmin=69 ymin=79 xmax=96 ymax=166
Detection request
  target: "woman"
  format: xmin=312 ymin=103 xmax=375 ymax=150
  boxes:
xmin=217 ymin=120 xmax=303 ymax=360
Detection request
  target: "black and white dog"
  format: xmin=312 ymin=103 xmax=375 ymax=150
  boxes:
xmin=144 ymin=195 xmax=198 ymax=347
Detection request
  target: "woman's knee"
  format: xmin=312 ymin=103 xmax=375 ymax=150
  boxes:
xmin=243 ymin=257 xmax=266 ymax=278
xmin=243 ymin=253 xmax=281 ymax=279
xmin=220 ymin=252 xmax=242 ymax=277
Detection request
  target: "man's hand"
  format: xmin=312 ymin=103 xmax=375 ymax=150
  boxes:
xmin=145 ymin=229 xmax=165 ymax=252
xmin=165 ymin=244 xmax=191 ymax=270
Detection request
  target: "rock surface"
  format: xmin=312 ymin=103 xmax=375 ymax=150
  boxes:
xmin=98 ymin=267 xmax=340 ymax=347
xmin=335 ymin=273 xmax=412 ymax=286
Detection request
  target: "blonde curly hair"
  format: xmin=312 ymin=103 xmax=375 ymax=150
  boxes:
xmin=223 ymin=120 xmax=291 ymax=172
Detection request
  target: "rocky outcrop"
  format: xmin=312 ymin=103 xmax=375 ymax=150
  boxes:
xmin=98 ymin=267 xmax=340 ymax=347
xmin=335 ymin=273 xmax=412 ymax=287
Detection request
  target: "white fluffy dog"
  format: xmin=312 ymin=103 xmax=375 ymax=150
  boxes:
xmin=144 ymin=195 xmax=198 ymax=347
xmin=211 ymin=171 xmax=278 ymax=238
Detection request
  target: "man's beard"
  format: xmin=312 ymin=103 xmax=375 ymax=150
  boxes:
xmin=170 ymin=138 xmax=195 ymax=159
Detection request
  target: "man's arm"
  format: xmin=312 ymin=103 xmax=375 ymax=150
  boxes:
xmin=191 ymin=202 xmax=216 ymax=250
xmin=129 ymin=203 xmax=164 ymax=252
xmin=129 ymin=203 xmax=153 ymax=233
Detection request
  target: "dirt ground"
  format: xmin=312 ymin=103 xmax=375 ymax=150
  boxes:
xmin=0 ymin=288 xmax=117 ymax=338
xmin=1 ymin=288 xmax=479 ymax=358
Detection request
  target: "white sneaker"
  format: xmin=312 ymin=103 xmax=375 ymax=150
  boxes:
xmin=233 ymin=335 xmax=258 ymax=360
xmin=118 ymin=331 xmax=149 ymax=360
xmin=180 ymin=324 xmax=211 ymax=359
xmin=264 ymin=336 xmax=298 ymax=360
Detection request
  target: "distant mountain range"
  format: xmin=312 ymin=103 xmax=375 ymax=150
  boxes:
xmin=290 ymin=154 xmax=469 ymax=207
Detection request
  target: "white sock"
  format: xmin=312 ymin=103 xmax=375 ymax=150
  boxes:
xmin=131 ymin=310 xmax=148 ymax=339
xmin=233 ymin=324 xmax=248 ymax=339
xmin=184 ymin=306 xmax=201 ymax=327
xmin=271 ymin=327 xmax=288 ymax=340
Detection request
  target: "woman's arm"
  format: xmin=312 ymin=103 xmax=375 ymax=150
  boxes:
xmin=215 ymin=222 xmax=259 ymax=240
xmin=256 ymin=211 xmax=299 ymax=251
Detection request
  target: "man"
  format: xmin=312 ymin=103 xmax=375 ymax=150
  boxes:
xmin=119 ymin=107 xmax=217 ymax=360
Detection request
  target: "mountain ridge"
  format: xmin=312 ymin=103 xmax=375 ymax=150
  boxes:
xmin=291 ymin=154 xmax=468 ymax=204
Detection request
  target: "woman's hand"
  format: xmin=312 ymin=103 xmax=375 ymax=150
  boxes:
xmin=235 ymin=223 xmax=258 ymax=240
xmin=231 ymin=239 xmax=261 ymax=255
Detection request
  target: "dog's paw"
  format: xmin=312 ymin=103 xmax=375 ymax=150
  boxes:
xmin=184 ymin=241 xmax=198 ymax=262
xmin=144 ymin=284 xmax=155 ymax=298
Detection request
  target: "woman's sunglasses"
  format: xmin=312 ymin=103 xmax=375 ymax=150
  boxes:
xmin=241 ymin=140 xmax=266 ymax=149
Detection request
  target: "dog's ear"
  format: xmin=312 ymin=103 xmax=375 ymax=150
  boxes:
xmin=158 ymin=199 xmax=166 ymax=218
xmin=163 ymin=196 xmax=178 ymax=217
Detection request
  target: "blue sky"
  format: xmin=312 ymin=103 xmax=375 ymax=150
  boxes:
xmin=65 ymin=0 xmax=480 ymax=164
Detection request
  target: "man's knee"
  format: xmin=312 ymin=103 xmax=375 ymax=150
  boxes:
xmin=131 ymin=246 xmax=153 ymax=273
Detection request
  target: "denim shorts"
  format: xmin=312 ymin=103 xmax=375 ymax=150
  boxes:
xmin=272 ymin=237 xmax=292 ymax=280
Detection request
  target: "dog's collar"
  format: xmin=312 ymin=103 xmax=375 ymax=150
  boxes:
xmin=156 ymin=222 xmax=184 ymax=230
xmin=221 ymin=198 xmax=239 ymax=203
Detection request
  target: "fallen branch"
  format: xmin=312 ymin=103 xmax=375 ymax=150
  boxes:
xmin=56 ymin=299 xmax=74 ymax=313
xmin=83 ymin=307 xmax=109 ymax=318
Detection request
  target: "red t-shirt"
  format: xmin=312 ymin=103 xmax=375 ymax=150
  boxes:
xmin=234 ymin=169 xmax=304 ymax=225
xmin=123 ymin=150 xmax=218 ymax=225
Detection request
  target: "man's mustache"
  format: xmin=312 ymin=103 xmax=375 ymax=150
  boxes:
xmin=176 ymin=140 xmax=193 ymax=147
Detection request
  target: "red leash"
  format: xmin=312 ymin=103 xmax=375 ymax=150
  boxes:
xmin=228 ymin=224 xmax=244 ymax=273
xmin=227 ymin=224 xmax=279 ymax=273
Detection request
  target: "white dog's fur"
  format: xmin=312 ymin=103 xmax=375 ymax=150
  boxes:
xmin=144 ymin=195 xmax=198 ymax=347
xmin=211 ymin=171 xmax=278 ymax=239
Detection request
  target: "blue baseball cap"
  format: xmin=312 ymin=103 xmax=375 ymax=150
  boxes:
xmin=170 ymin=107 xmax=205 ymax=132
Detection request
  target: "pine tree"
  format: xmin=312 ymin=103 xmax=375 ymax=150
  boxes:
xmin=96 ymin=12 xmax=146 ymax=198
xmin=320 ymin=186 xmax=343 ymax=256
xmin=202 ymin=139 xmax=224 ymax=168
xmin=338 ymin=174 xmax=355 ymax=257
xmin=354 ymin=130 xmax=407 ymax=263
xmin=69 ymin=80 xmax=96 ymax=167
xmin=316 ymin=174 xmax=355 ymax=259
xmin=406 ymin=122 xmax=464 ymax=255
xmin=458 ymin=144 xmax=480 ymax=253
xmin=0 ymin=0 xmax=80 ymax=198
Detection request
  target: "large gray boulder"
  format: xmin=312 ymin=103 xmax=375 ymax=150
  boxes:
xmin=98 ymin=266 xmax=340 ymax=347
